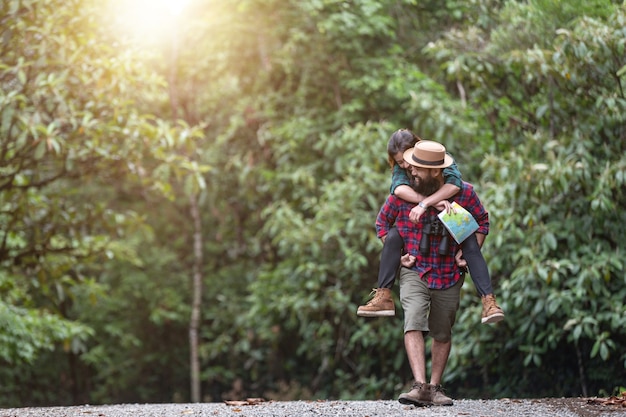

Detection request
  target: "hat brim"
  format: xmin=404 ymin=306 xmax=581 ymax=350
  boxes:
xmin=403 ymin=148 xmax=454 ymax=169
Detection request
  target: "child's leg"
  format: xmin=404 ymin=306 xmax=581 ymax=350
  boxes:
xmin=377 ymin=227 xmax=403 ymax=289
xmin=460 ymin=234 xmax=492 ymax=296
xmin=357 ymin=227 xmax=403 ymax=317
xmin=461 ymin=234 xmax=504 ymax=324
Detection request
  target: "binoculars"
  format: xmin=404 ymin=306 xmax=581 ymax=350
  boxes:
xmin=419 ymin=216 xmax=450 ymax=256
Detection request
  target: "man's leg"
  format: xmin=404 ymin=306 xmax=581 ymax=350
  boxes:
xmin=428 ymin=339 xmax=453 ymax=406
xmin=397 ymin=269 xmax=432 ymax=406
xmin=429 ymin=338 xmax=451 ymax=386
xmin=404 ymin=330 xmax=426 ymax=383
xmin=425 ymin=279 xmax=464 ymax=406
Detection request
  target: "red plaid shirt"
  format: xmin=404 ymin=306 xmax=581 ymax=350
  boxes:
xmin=375 ymin=181 xmax=489 ymax=289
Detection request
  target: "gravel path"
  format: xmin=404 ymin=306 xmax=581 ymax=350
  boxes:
xmin=1 ymin=399 xmax=624 ymax=417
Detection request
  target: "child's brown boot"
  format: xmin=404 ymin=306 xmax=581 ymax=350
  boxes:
xmin=481 ymin=294 xmax=505 ymax=324
xmin=357 ymin=288 xmax=395 ymax=317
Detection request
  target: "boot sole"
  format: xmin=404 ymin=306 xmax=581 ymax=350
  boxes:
xmin=398 ymin=397 xmax=431 ymax=407
xmin=481 ymin=313 xmax=505 ymax=324
xmin=356 ymin=310 xmax=395 ymax=317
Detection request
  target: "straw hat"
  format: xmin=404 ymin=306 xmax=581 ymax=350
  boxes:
xmin=403 ymin=140 xmax=454 ymax=169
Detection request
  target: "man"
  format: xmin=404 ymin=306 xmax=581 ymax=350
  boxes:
xmin=375 ymin=140 xmax=490 ymax=406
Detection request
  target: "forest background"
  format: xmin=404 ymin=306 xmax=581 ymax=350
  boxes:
xmin=1 ymin=0 xmax=625 ymax=407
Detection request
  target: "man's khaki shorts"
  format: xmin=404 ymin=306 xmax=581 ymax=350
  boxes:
xmin=398 ymin=267 xmax=464 ymax=342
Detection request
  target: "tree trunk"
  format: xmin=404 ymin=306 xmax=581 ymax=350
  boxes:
xmin=189 ymin=193 xmax=203 ymax=402
xmin=575 ymin=341 xmax=588 ymax=397
xmin=167 ymin=16 xmax=202 ymax=403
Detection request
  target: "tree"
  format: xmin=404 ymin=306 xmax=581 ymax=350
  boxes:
xmin=0 ymin=0 xmax=204 ymax=405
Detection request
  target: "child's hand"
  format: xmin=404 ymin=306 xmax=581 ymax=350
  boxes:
xmin=401 ymin=253 xmax=416 ymax=268
xmin=434 ymin=200 xmax=453 ymax=214
xmin=455 ymin=249 xmax=467 ymax=268
xmin=409 ymin=204 xmax=427 ymax=223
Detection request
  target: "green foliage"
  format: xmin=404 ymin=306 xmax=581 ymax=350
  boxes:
xmin=2 ymin=0 xmax=625 ymax=407
xmin=0 ymin=300 xmax=93 ymax=365
xmin=433 ymin=1 xmax=626 ymax=398
xmin=0 ymin=0 xmax=206 ymax=405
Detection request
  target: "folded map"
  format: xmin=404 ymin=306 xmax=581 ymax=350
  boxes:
xmin=437 ymin=201 xmax=479 ymax=244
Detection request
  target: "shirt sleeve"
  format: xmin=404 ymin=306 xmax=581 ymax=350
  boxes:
xmin=375 ymin=196 xmax=399 ymax=239
xmin=390 ymin=164 xmax=412 ymax=195
xmin=465 ymin=187 xmax=489 ymax=235
xmin=442 ymin=154 xmax=462 ymax=188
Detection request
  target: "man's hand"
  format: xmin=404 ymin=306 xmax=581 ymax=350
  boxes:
xmin=400 ymin=253 xmax=416 ymax=268
xmin=455 ymin=249 xmax=467 ymax=268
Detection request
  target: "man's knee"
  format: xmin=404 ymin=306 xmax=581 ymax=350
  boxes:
xmin=431 ymin=335 xmax=452 ymax=344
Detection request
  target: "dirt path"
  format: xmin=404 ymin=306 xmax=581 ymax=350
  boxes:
xmin=1 ymin=398 xmax=625 ymax=417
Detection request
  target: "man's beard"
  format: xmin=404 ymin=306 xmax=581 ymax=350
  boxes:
xmin=412 ymin=175 xmax=441 ymax=197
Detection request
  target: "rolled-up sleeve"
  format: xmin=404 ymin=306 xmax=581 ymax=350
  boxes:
xmin=442 ymin=157 xmax=463 ymax=188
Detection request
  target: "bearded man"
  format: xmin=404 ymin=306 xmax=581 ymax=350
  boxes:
xmin=375 ymin=140 xmax=490 ymax=406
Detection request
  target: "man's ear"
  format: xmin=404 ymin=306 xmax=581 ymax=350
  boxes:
xmin=431 ymin=168 xmax=444 ymax=178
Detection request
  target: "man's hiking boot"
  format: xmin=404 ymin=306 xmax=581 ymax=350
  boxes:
xmin=481 ymin=294 xmax=505 ymax=324
xmin=398 ymin=382 xmax=431 ymax=406
xmin=430 ymin=384 xmax=453 ymax=406
xmin=356 ymin=288 xmax=395 ymax=317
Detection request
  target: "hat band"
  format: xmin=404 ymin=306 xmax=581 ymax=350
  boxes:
xmin=412 ymin=153 xmax=444 ymax=166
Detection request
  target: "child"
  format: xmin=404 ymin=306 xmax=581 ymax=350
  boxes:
xmin=357 ymin=129 xmax=504 ymax=324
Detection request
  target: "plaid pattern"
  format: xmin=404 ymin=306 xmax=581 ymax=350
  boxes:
xmin=389 ymin=156 xmax=463 ymax=195
xmin=376 ymin=181 xmax=489 ymax=290
xmin=389 ymin=164 xmax=412 ymax=195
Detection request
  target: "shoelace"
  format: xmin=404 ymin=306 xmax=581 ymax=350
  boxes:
xmin=365 ymin=289 xmax=380 ymax=305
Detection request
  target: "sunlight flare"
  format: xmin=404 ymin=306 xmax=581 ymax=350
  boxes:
xmin=110 ymin=0 xmax=191 ymax=44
